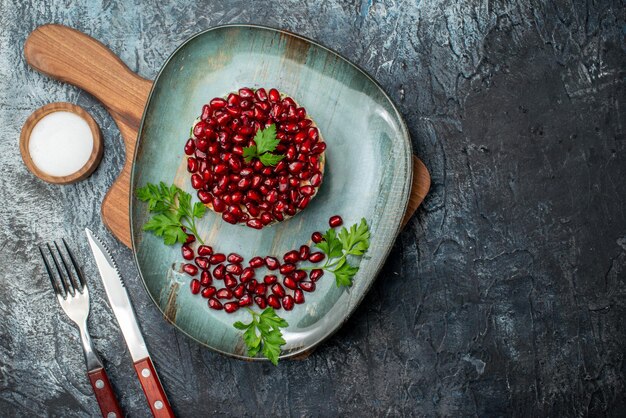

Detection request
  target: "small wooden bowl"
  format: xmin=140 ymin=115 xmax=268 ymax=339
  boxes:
xmin=20 ymin=102 xmax=103 ymax=184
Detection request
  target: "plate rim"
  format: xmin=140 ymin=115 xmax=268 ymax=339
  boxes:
xmin=130 ymin=23 xmax=414 ymax=361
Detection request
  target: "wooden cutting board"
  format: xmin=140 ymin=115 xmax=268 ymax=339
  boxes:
xmin=24 ymin=25 xmax=430 ymax=248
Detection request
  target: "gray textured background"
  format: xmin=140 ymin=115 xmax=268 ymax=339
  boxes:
xmin=1 ymin=0 xmax=625 ymax=416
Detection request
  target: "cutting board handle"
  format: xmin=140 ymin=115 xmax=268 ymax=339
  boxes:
xmin=24 ymin=24 xmax=150 ymax=130
xmin=24 ymin=24 xmax=152 ymax=245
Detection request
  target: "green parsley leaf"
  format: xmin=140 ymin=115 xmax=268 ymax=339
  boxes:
xmin=315 ymin=228 xmax=344 ymax=259
xmin=136 ymin=182 xmax=206 ymax=244
xmin=233 ymin=307 xmax=288 ymax=366
xmin=241 ymin=124 xmax=284 ymax=166
xmin=242 ymin=145 xmax=258 ymax=163
xmin=333 ymin=260 xmax=359 ymax=287
xmin=254 ymin=124 xmax=279 ymax=154
xmin=259 ymin=152 xmax=285 ymax=167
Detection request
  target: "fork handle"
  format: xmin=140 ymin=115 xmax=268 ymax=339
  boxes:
xmin=87 ymin=368 xmax=123 ymax=418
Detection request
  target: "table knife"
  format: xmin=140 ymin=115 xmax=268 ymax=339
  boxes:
xmin=86 ymin=228 xmax=175 ymax=418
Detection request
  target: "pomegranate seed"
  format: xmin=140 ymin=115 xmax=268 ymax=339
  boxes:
xmin=232 ymin=192 xmax=244 ymax=204
xmin=283 ymin=250 xmax=300 ymax=264
xmin=226 ymin=263 xmax=243 ymax=275
xmin=200 ymin=270 xmax=212 ymax=286
xmin=233 ymin=284 xmax=246 ymax=298
xmin=288 ymin=162 xmax=303 ymax=174
xmin=181 ymin=245 xmax=194 ymax=260
xmin=216 ymin=288 xmax=233 ymax=299
xmin=210 ymin=97 xmax=227 ymax=109
xmin=198 ymin=245 xmax=213 ymax=256
xmin=227 ymin=253 xmax=243 ymax=263
xmin=283 ymin=276 xmax=297 ymax=290
xmin=190 ymin=279 xmax=201 ymax=294
xmin=187 ymin=157 xmax=198 ymax=173
xmin=268 ymin=88 xmax=281 ymax=103
xmin=329 ymin=215 xmax=343 ymax=227
xmin=311 ymin=232 xmax=323 ymax=243
xmin=194 ymin=257 xmax=210 ymax=270
xmin=298 ymin=196 xmax=310 ymax=210
xmin=201 ymin=286 xmax=217 ymax=298
xmin=247 ymin=219 xmax=263 ymax=229
xmin=208 ymin=298 xmax=223 ymax=310
xmin=300 ymin=185 xmax=315 ymax=196
xmin=213 ymin=264 xmax=225 ymax=280
xmin=239 ymin=294 xmax=253 ymax=306
xmin=255 ymin=283 xmax=267 ymax=295
xmin=293 ymin=270 xmax=307 ymax=281
xmin=184 ymin=138 xmax=195 ymax=155
xmin=282 ymin=295 xmax=295 ymax=311
xmin=312 ymin=142 xmax=326 ymax=154
xmin=260 ymin=212 xmax=273 ymax=225
xmin=196 ymin=137 xmax=209 ymax=152
xmin=247 ymin=189 xmax=261 ymax=202
xmin=264 ymin=256 xmax=280 ymax=270
xmin=224 ymin=274 xmax=238 ymax=288
xmin=193 ymin=121 xmax=207 ymax=137
xmin=249 ymin=256 xmax=265 ymax=268
xmin=209 ymin=254 xmax=226 ymax=264
xmin=212 ymin=196 xmax=226 ymax=212
xmin=214 ymin=163 xmax=228 ymax=175
xmin=246 ymin=203 xmax=260 ymax=217
xmin=267 ymin=295 xmax=281 ymax=309
xmin=240 ymin=267 xmax=255 ymax=282
xmin=191 ymin=174 xmax=203 ymax=189
xmin=308 ymin=252 xmax=325 ymax=263
xmin=222 ymin=212 xmax=238 ymax=224
xmin=183 ymin=264 xmax=198 ymax=276
xmin=310 ymin=172 xmax=322 ymax=187
xmin=238 ymin=87 xmax=254 ymax=99
xmin=300 ymin=281 xmax=315 ymax=292
xmin=310 ymin=269 xmax=324 ymax=281
xmin=197 ymin=190 xmax=212 ymax=204
xmin=224 ymin=302 xmax=239 ymax=313
xmin=185 ymin=233 xmax=196 ymax=244
xmin=254 ymin=296 xmax=267 ymax=309
xmin=264 ymin=275 xmax=278 ymax=285
xmin=271 ymin=283 xmax=286 ymax=297
xmin=294 ymin=289 xmax=305 ymax=304
xmin=307 ymin=127 xmax=319 ymax=141
xmin=289 ymin=177 xmax=300 ymax=187
xmin=280 ymin=263 xmax=296 ymax=274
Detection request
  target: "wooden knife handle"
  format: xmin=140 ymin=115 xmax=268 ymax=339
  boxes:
xmin=87 ymin=368 xmax=124 ymax=418
xmin=133 ymin=357 xmax=175 ymax=418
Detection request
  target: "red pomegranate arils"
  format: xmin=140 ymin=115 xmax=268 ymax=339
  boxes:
xmin=190 ymin=279 xmax=201 ymax=294
xmin=308 ymin=252 xmax=325 ymax=263
xmin=329 ymin=215 xmax=343 ymax=227
xmin=233 ymin=284 xmax=246 ymax=299
xmin=239 ymin=294 xmax=253 ymax=306
xmin=280 ymin=263 xmax=296 ymax=274
xmin=213 ymin=264 xmax=225 ymax=280
xmin=216 ymin=288 xmax=233 ymax=299
xmin=208 ymin=298 xmax=223 ymax=310
xmin=254 ymin=296 xmax=267 ymax=309
xmin=200 ymin=270 xmax=213 ymax=286
xmin=265 ymin=256 xmax=280 ymax=270
xmin=299 ymin=245 xmax=310 ymax=260
xmin=271 ymin=283 xmax=286 ymax=298
xmin=224 ymin=274 xmax=238 ymax=289
xmin=267 ymin=295 xmax=281 ymax=309
xmin=264 ymin=274 xmax=278 ymax=285
xmin=282 ymin=295 xmax=295 ymax=311
xmin=240 ymin=267 xmax=255 ymax=282
xmin=181 ymin=245 xmax=194 ymax=260
xmin=299 ymin=281 xmax=315 ymax=292
xmin=226 ymin=263 xmax=243 ymax=275
xmin=283 ymin=276 xmax=298 ymax=290
xmin=310 ymin=269 xmax=324 ymax=282
xmin=249 ymin=256 xmax=265 ymax=268
xmin=209 ymin=253 xmax=226 ymax=264
xmin=311 ymin=231 xmax=323 ymax=243
xmin=183 ymin=264 xmax=198 ymax=276
xmin=224 ymin=302 xmax=239 ymax=313
xmin=201 ymin=286 xmax=217 ymax=298
xmin=283 ymin=250 xmax=300 ymax=264
xmin=227 ymin=253 xmax=243 ymax=263
xmin=294 ymin=289 xmax=305 ymax=304
xmin=194 ymin=257 xmax=210 ymax=270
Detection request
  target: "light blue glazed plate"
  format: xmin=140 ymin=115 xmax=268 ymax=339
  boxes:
xmin=131 ymin=25 xmax=413 ymax=360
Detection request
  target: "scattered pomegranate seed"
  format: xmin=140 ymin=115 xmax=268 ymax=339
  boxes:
xmin=310 ymin=269 xmax=324 ymax=282
xmin=329 ymin=215 xmax=343 ymax=227
xmin=185 ymin=234 xmax=196 ymax=244
xmin=308 ymin=252 xmax=325 ymax=263
xmin=249 ymin=256 xmax=265 ymax=268
xmin=280 ymin=263 xmax=296 ymax=274
xmin=299 ymin=245 xmax=310 ymax=260
xmin=233 ymin=284 xmax=246 ymax=298
xmin=183 ymin=264 xmax=198 ymax=276
xmin=239 ymin=294 xmax=253 ymax=306
xmin=282 ymin=295 xmax=295 ymax=310
xmin=200 ymin=270 xmax=213 ymax=286
xmin=271 ymin=283 xmax=286 ymax=297
xmin=190 ymin=279 xmax=201 ymax=294
xmin=208 ymin=298 xmax=223 ymax=310
xmin=213 ymin=264 xmax=225 ymax=280
xmin=267 ymin=295 xmax=281 ymax=309
xmin=311 ymin=231 xmax=323 ymax=243
xmin=216 ymin=288 xmax=233 ymax=299
xmin=224 ymin=274 xmax=238 ymax=288
xmin=283 ymin=276 xmax=298 ymax=290
xmin=209 ymin=253 xmax=226 ymax=264
xmin=201 ymin=286 xmax=217 ymax=298
xmin=227 ymin=253 xmax=243 ymax=263
xmin=226 ymin=263 xmax=243 ymax=275
xmin=299 ymin=281 xmax=315 ymax=292
xmin=254 ymin=296 xmax=267 ymax=309
xmin=195 ymin=257 xmax=210 ymax=270
xmin=224 ymin=302 xmax=239 ymax=313
xmin=181 ymin=245 xmax=194 ymax=260
xmin=264 ymin=256 xmax=280 ymax=270
xmin=294 ymin=289 xmax=305 ymax=304
xmin=293 ymin=270 xmax=307 ymax=281
xmin=240 ymin=267 xmax=255 ymax=282
xmin=283 ymin=250 xmax=300 ymax=264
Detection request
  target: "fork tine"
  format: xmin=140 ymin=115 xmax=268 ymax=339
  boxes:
xmin=62 ymin=238 xmax=87 ymax=290
xmin=47 ymin=243 xmax=74 ymax=297
xmin=54 ymin=241 xmax=82 ymax=293
xmin=39 ymin=246 xmax=63 ymax=297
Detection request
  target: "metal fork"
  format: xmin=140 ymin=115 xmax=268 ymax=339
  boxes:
xmin=40 ymin=240 xmax=123 ymax=418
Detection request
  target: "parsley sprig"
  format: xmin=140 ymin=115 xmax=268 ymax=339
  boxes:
xmin=136 ymin=182 xmax=206 ymax=245
xmin=233 ymin=307 xmax=289 ymax=365
xmin=308 ymin=218 xmax=371 ymax=287
xmin=242 ymin=124 xmax=285 ymax=166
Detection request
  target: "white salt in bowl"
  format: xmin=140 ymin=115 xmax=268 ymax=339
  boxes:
xmin=20 ymin=103 xmax=102 ymax=184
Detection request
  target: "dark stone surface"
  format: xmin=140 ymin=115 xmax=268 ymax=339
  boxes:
xmin=1 ymin=0 xmax=624 ymax=416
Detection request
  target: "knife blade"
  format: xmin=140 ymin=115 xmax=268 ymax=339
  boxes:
xmin=86 ymin=228 xmax=174 ymax=418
